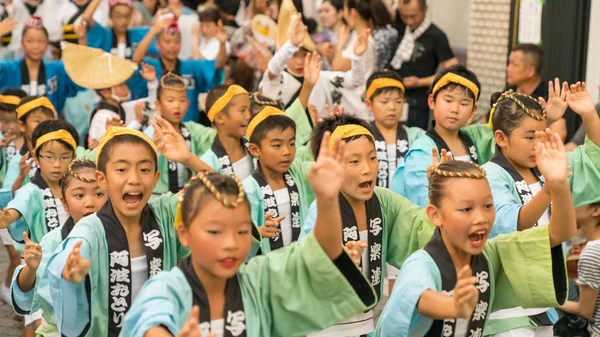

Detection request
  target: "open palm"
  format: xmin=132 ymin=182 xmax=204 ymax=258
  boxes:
xmin=539 ymin=78 xmax=568 ymax=121
xmin=308 ymin=132 xmax=346 ymax=199
xmin=566 ymin=82 xmax=596 ymax=117
xmin=535 ymin=129 xmax=569 ymax=183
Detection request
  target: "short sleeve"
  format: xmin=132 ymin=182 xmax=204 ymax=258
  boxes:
xmin=577 ymin=242 xmax=600 ymax=290
xmin=433 ymin=29 xmax=454 ymax=63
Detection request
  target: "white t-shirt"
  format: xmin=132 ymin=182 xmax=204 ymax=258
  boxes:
xmin=342 ymin=31 xmax=376 ymax=82
xmin=231 ymin=155 xmax=253 ymax=181
xmin=198 ymin=36 xmax=231 ymax=61
xmin=117 ymin=43 xmax=127 ymax=59
xmin=528 ymin=181 xmax=551 ymax=226
xmin=29 ymin=81 xmax=38 ymax=96
xmin=56 ymin=198 xmax=69 ymax=227
xmin=454 ymin=154 xmax=471 ymax=162
xmin=273 ymin=188 xmax=293 ymax=247
xmin=130 ymin=255 xmax=148 ymax=303
xmin=202 ymin=319 xmax=224 ymax=337
xmin=386 ymin=144 xmax=397 ymax=188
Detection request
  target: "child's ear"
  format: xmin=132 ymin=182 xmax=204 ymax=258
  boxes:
xmin=494 ymin=130 xmax=508 ymax=148
xmin=426 ymin=204 xmax=442 ymax=227
xmin=364 ymin=98 xmax=373 ymax=112
xmin=17 ymin=120 xmax=26 ymax=134
xmin=177 ymin=223 xmax=190 ymax=248
xmin=31 ymin=150 xmax=39 ymax=165
xmin=592 ymin=203 xmax=600 ymax=218
xmin=95 ymin=170 xmax=107 ymax=190
xmin=214 ymin=112 xmax=225 ymax=126
xmin=154 ymin=170 xmax=160 ymax=185
xmin=155 ymin=99 xmax=162 ymax=112
xmin=248 ymin=143 xmax=260 ymax=158
xmin=427 ymin=94 xmax=435 ymax=110
xmin=60 ymin=197 xmax=69 ymax=212
xmin=466 ymin=103 xmax=478 ymax=124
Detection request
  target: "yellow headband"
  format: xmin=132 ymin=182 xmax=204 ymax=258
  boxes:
xmin=246 ymin=106 xmax=286 ymax=139
xmin=366 ymin=78 xmax=405 ymax=99
xmin=0 ymin=95 xmax=21 ymax=106
xmin=207 ymin=85 xmax=248 ymax=122
xmin=95 ymin=127 xmax=158 ymax=164
xmin=16 ymin=97 xmax=56 ymax=119
xmin=431 ymin=73 xmax=480 ymax=100
xmin=34 ymin=130 xmax=77 ymax=152
xmin=329 ymin=124 xmax=373 ymax=150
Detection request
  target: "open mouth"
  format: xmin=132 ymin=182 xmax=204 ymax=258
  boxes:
xmin=123 ymin=192 xmax=143 ymax=205
xmin=468 ymin=229 xmax=487 ymax=247
xmin=218 ymin=257 xmax=238 ymax=268
xmin=358 ymin=180 xmax=374 ymax=191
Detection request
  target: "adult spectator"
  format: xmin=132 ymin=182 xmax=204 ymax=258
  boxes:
xmin=390 ymin=0 xmax=458 ymax=130
xmin=506 ymin=43 xmax=548 ymax=99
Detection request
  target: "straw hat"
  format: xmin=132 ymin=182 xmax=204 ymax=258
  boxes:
xmin=61 ymin=42 xmax=138 ymax=89
xmin=276 ymin=0 xmax=315 ymax=52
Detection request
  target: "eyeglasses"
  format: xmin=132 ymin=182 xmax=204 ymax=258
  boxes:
xmin=39 ymin=154 xmax=73 ymax=163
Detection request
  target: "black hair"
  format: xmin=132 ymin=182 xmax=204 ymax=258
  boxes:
xmin=431 ymin=64 xmax=481 ymax=101
xmin=32 ymin=120 xmax=79 ymax=158
xmin=291 ymin=0 xmax=318 ymax=34
xmin=22 ymin=25 xmax=49 ymax=41
xmin=205 ymin=84 xmax=247 ymax=122
xmin=198 ymin=7 xmax=220 ymax=23
xmin=512 ymin=43 xmax=544 ymax=76
xmin=249 ymin=92 xmax=281 ymax=118
xmin=489 ymin=91 xmax=544 ymax=136
xmin=428 ymin=160 xmax=486 ymax=207
xmin=346 ymin=0 xmax=393 ymax=29
xmin=366 ymin=69 xmax=405 ymax=100
xmin=322 ymin=0 xmax=344 ymax=11
xmin=180 ymin=172 xmax=250 ymax=227
xmin=157 ymin=74 xmax=187 ymax=98
xmin=401 ymin=0 xmax=427 ymax=10
xmin=17 ymin=95 xmax=55 ymax=122
xmin=310 ymin=114 xmax=373 ymax=159
xmin=0 ymin=88 xmax=27 ymax=112
xmin=60 ymin=159 xmax=97 ymax=202
xmin=97 ymin=134 xmax=157 ymax=173
xmin=249 ymin=115 xmax=296 ymax=145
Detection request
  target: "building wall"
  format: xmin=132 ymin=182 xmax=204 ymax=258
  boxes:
xmin=586 ymin=0 xmax=600 ymax=104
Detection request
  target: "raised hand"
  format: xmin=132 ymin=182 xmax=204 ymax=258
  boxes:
xmin=152 ymin=17 xmax=173 ymax=35
xmin=61 ymin=241 xmax=91 ymax=284
xmin=177 ymin=306 xmax=215 ymax=337
xmin=453 ymin=265 xmax=478 ymax=319
xmin=308 ymin=104 xmax=320 ymax=124
xmin=74 ymin=20 xmax=87 ymax=45
xmin=303 ymin=52 xmax=323 ymax=88
xmin=353 ymin=29 xmax=371 ymax=57
xmin=566 ymin=81 xmax=597 ymax=118
xmin=535 ymin=129 xmax=570 ymax=185
xmin=344 ymin=240 xmax=367 ymax=266
xmin=324 ymin=104 xmax=345 ymax=118
xmin=215 ymin=20 xmax=228 ymax=43
xmin=258 ymin=213 xmax=283 ymax=239
xmin=539 ymin=78 xmax=568 ymax=122
xmin=140 ymin=63 xmax=157 ymax=83
xmin=151 ymin=115 xmax=192 ymax=163
xmin=336 ymin=25 xmax=350 ymax=50
xmin=247 ymin=34 xmax=272 ymax=73
xmin=88 ymin=137 xmax=99 ymax=150
xmin=23 ymin=232 xmax=42 ymax=271
xmin=18 ymin=152 xmax=33 ymax=178
xmin=308 ymin=132 xmax=346 ymax=199
xmin=287 ymin=13 xmax=307 ymax=47
xmin=134 ymin=102 xmax=145 ymax=124
xmin=105 ymin=116 xmax=124 ymax=130
xmin=0 ymin=16 xmax=17 ymax=37
xmin=427 ymin=148 xmax=452 ymax=178
xmin=0 ymin=131 xmax=16 ymax=149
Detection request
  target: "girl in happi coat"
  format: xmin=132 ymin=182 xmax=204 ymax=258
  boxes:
xmin=10 ymin=159 xmax=107 ymax=336
xmin=0 ymin=17 xmax=82 ymax=114
xmin=302 ymin=114 xmax=436 ymax=337
xmin=0 ymin=88 xmax=28 ymax=186
xmin=120 ymin=132 xmax=378 ymax=337
xmin=482 ymin=83 xmax=600 ymax=336
xmin=45 ymin=126 xmax=211 ymax=337
xmin=259 ymin=2 xmax=370 ymax=121
xmin=376 ymin=143 xmax=575 ymax=336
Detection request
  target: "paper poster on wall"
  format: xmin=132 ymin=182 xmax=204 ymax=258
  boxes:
xmin=518 ymin=0 xmax=544 ymax=44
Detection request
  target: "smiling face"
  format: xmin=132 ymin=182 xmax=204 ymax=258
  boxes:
xmin=35 ymin=141 xmax=74 ymax=184
xmin=341 ymin=136 xmax=378 ymax=202
xmin=366 ymin=89 xmax=405 ymax=129
xmin=216 ymin=94 xmax=252 ymax=138
xmin=427 ymin=177 xmax=496 ymax=256
xmin=96 ymin=142 xmax=159 ymax=222
xmin=429 ymin=87 xmax=477 ymax=132
xmin=178 ymin=196 xmax=252 ymax=280
xmin=495 ymin=117 xmax=547 ymax=169
xmin=62 ymin=168 xmax=107 ymax=223
xmin=156 ymin=89 xmax=189 ymax=124
xmin=249 ymin=127 xmax=296 ymax=174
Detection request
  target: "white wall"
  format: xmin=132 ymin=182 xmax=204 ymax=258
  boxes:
xmin=586 ymin=0 xmax=600 ymax=103
xmin=427 ymin=0 xmax=471 ymax=50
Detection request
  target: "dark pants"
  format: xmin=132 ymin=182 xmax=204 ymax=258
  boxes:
xmin=407 ymin=105 xmax=430 ymax=130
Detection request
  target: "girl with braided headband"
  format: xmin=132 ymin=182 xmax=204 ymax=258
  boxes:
xmin=482 ymin=82 xmax=600 ymax=336
xmin=377 ymin=144 xmax=577 ymax=336
xmin=10 ymin=159 xmax=107 ymax=336
xmin=121 ymin=134 xmax=378 ymax=337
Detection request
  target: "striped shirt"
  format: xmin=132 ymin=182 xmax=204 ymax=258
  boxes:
xmin=577 ymin=240 xmax=600 ymax=335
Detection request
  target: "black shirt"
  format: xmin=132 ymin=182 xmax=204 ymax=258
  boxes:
xmin=505 ymin=80 xmax=549 ymax=101
xmin=390 ymin=12 xmax=455 ymax=110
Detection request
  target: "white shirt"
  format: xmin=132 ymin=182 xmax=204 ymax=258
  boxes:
xmin=29 ymin=81 xmax=38 ymax=96
xmin=117 ymin=43 xmax=127 ymax=59
xmin=454 ymin=155 xmax=471 ymax=162
xmin=130 ymin=255 xmax=148 ymax=303
xmin=205 ymin=318 xmax=224 ymax=337
xmin=198 ymin=36 xmax=231 ymax=61
xmin=386 ymin=144 xmax=397 ymax=188
xmin=529 ymin=181 xmax=551 ymax=226
xmin=342 ymin=31 xmax=377 ymax=82
xmin=56 ymin=198 xmax=69 ymax=227
xmin=273 ymin=188 xmax=292 ymax=247
xmin=57 ymin=0 xmax=109 ymax=28
xmin=231 ymin=155 xmax=253 ymax=181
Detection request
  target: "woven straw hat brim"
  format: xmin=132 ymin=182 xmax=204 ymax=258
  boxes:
xmin=276 ymin=0 xmax=316 ymax=52
xmin=61 ymin=42 xmax=138 ymax=89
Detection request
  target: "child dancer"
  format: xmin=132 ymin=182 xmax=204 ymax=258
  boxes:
xmin=365 ymin=69 xmax=425 ymax=189
xmin=302 ymin=114 xmax=436 ymax=336
xmin=0 ymin=120 xmax=80 ymax=244
xmin=398 ymin=65 xmax=495 ymax=207
xmin=132 ymin=17 xmax=225 ymax=124
xmin=10 ymin=159 xmax=107 ymax=336
xmin=376 ymin=146 xmax=575 ymax=336
xmin=120 ymin=133 xmax=378 ymax=337
xmin=144 ymin=73 xmax=217 ymax=194
xmin=45 ymin=126 xmax=209 ymax=336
